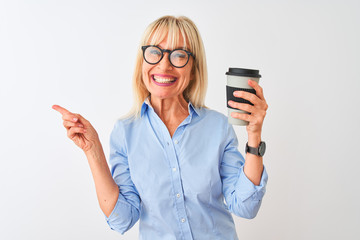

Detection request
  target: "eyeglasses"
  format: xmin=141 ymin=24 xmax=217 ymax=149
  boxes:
xmin=141 ymin=45 xmax=194 ymax=68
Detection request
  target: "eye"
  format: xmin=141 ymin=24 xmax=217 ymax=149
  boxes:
xmin=172 ymin=50 xmax=187 ymax=59
xmin=149 ymin=49 xmax=161 ymax=55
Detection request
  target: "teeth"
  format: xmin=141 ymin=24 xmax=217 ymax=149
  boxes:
xmin=153 ymin=75 xmax=176 ymax=83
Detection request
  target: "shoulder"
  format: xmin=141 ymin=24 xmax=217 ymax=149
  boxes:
xmin=111 ymin=115 xmax=150 ymax=141
xmin=198 ymin=107 xmax=228 ymax=125
xmin=113 ymin=116 xmax=136 ymax=128
xmin=112 ymin=115 xmax=144 ymax=133
xmin=192 ymin=107 xmax=231 ymax=137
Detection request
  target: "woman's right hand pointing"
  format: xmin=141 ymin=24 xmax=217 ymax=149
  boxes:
xmin=52 ymin=105 xmax=100 ymax=153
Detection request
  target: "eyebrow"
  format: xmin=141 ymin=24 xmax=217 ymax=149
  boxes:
xmin=156 ymin=44 xmax=189 ymax=51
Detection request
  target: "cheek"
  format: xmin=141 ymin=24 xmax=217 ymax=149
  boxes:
xmin=180 ymin=69 xmax=192 ymax=85
xmin=142 ymin=64 xmax=147 ymax=76
xmin=142 ymin=65 xmax=152 ymax=82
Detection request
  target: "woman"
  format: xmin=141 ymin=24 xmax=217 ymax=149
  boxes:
xmin=53 ymin=15 xmax=268 ymax=239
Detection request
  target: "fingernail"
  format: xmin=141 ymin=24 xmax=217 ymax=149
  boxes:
xmin=78 ymin=124 xmax=83 ymax=127
xmin=73 ymin=117 xmax=78 ymax=122
xmin=83 ymin=129 xmax=87 ymax=133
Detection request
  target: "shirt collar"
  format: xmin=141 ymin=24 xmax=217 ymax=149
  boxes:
xmin=140 ymin=97 xmax=200 ymax=117
xmin=188 ymin=101 xmax=200 ymax=117
xmin=140 ymin=98 xmax=150 ymax=117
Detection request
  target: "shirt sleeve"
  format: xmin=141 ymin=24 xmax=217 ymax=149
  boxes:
xmin=220 ymin=122 xmax=268 ymax=219
xmin=104 ymin=120 xmax=141 ymax=234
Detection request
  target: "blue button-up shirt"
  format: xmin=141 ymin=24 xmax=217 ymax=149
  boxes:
xmin=105 ymin=99 xmax=268 ymax=240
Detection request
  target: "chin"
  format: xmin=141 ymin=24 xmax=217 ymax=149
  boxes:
xmin=149 ymin=89 xmax=177 ymax=99
xmin=151 ymin=92 xmax=173 ymax=100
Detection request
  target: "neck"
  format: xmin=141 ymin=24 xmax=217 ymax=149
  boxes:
xmin=150 ymin=95 xmax=189 ymax=121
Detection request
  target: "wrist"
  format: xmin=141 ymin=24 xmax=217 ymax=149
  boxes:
xmin=248 ymin=133 xmax=261 ymax=147
xmin=84 ymin=141 xmax=103 ymax=157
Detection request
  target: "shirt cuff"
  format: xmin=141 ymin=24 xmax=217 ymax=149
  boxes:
xmin=103 ymin=193 xmax=135 ymax=234
xmin=235 ymin=165 xmax=268 ymax=202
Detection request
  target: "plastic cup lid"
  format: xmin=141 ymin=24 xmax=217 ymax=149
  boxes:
xmin=226 ymin=68 xmax=261 ymax=78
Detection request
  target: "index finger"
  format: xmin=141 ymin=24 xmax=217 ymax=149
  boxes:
xmin=248 ymin=79 xmax=265 ymax=101
xmin=52 ymin=104 xmax=71 ymax=115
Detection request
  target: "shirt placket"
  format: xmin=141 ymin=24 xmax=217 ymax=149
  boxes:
xmin=167 ymin=135 xmax=193 ymax=239
xmin=150 ymin=108 xmax=194 ymax=240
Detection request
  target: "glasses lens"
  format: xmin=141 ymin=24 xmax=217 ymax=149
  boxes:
xmin=144 ymin=46 xmax=162 ymax=64
xmin=170 ymin=50 xmax=188 ymax=67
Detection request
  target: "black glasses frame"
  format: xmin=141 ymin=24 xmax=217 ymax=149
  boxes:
xmin=141 ymin=45 xmax=195 ymax=68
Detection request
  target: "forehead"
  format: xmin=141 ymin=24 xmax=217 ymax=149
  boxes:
xmin=146 ymin=28 xmax=188 ymax=50
xmin=156 ymin=37 xmax=186 ymax=49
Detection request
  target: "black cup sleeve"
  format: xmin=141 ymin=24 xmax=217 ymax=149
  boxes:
xmin=226 ymin=86 xmax=256 ymax=109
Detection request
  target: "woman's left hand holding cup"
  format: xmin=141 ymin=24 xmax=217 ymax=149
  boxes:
xmin=228 ymin=79 xmax=268 ymax=136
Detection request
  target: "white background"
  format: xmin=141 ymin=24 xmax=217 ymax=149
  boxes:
xmin=1 ymin=0 xmax=359 ymax=239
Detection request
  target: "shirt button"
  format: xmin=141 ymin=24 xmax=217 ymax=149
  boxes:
xmin=174 ymin=140 xmax=179 ymax=144
xmin=176 ymin=193 xmax=180 ymax=198
xmin=172 ymin=167 xmax=177 ymax=172
xmin=181 ymin=218 xmax=186 ymax=223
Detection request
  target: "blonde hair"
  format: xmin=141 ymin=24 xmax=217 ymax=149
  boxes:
xmin=125 ymin=15 xmax=208 ymax=119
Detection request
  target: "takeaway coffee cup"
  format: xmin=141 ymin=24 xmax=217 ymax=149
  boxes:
xmin=226 ymin=68 xmax=262 ymax=125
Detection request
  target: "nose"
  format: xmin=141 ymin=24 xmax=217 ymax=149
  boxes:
xmin=157 ymin=52 xmax=173 ymax=70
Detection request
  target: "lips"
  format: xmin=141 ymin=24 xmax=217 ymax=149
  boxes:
xmin=151 ymin=74 xmax=177 ymax=86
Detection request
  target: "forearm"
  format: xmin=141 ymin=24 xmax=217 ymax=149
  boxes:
xmin=244 ymin=133 xmax=264 ymax=186
xmin=85 ymin=143 xmax=119 ymax=217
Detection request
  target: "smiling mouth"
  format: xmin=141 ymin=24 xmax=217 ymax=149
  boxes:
xmin=152 ymin=75 xmax=177 ymax=83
